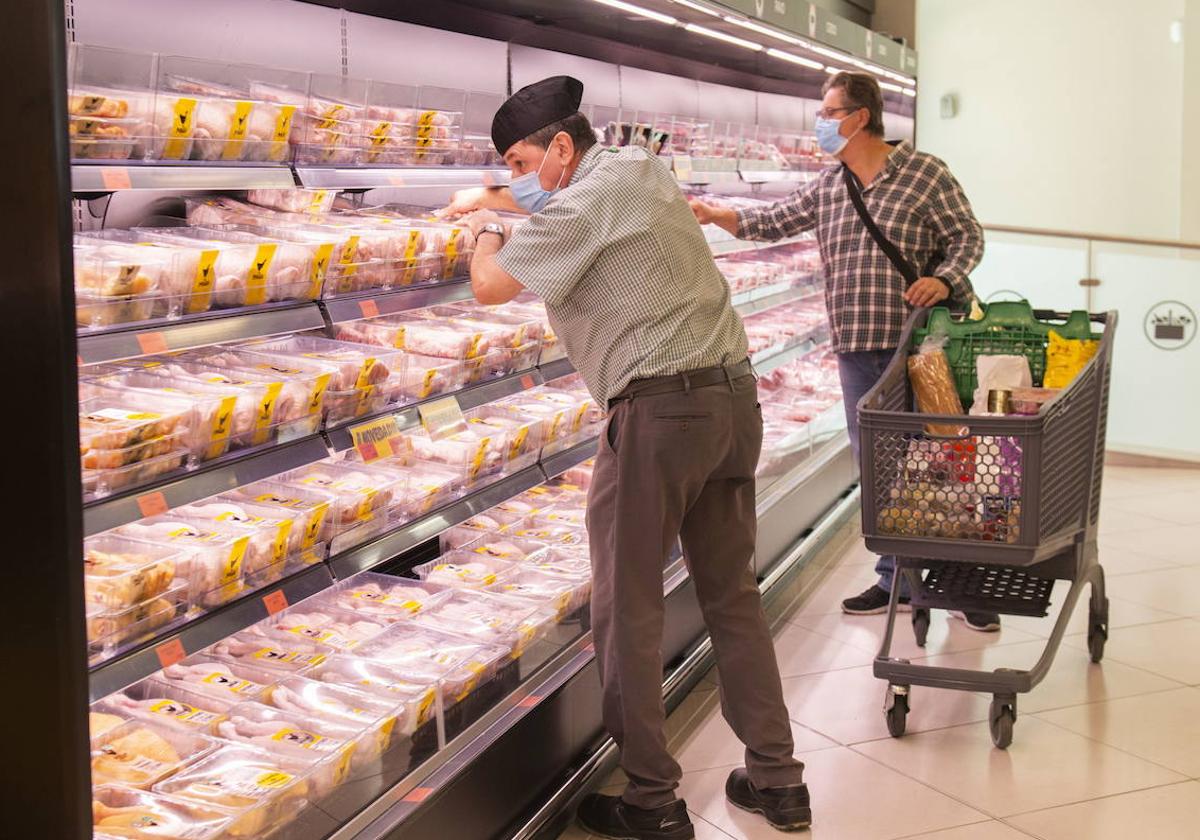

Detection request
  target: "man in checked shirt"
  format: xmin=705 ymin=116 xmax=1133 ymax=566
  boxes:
xmin=692 ymin=72 xmax=997 ymax=631
xmin=443 ymin=76 xmax=810 ymax=839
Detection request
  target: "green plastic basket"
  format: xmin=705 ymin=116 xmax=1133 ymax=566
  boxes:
xmin=912 ymin=300 xmax=1096 ymax=404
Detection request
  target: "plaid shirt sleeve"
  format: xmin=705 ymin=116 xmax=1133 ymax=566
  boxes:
xmin=493 ymin=193 xmax=606 ymax=306
xmin=925 ymin=166 xmax=984 ymax=304
xmin=733 ymin=179 xmax=820 ymax=241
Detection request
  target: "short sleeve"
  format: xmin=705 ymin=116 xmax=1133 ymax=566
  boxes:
xmin=492 ymin=191 xmax=607 ymax=306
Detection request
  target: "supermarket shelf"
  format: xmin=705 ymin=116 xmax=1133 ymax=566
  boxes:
xmin=733 ymin=283 xmax=821 ymax=317
xmin=296 ymin=166 xmax=511 ymax=190
xmin=82 ymin=434 xmax=332 ymax=537
xmin=328 ymin=464 xmax=549 ymax=580
xmin=707 ymin=234 xmax=812 ymax=258
xmin=322 ymin=280 xmax=474 ymax=323
xmin=751 ymin=327 xmax=828 ymax=375
xmin=538 ymin=355 xmax=576 ymax=383
xmin=324 ymin=367 xmax=546 ymax=452
xmin=77 ymin=301 xmax=326 ymax=365
xmin=739 ymin=169 xmax=819 ymax=184
xmin=541 ymin=437 xmax=599 ymax=478
xmin=72 ymin=163 xmax=295 ymax=193
xmin=87 ymin=562 xmax=335 ymax=702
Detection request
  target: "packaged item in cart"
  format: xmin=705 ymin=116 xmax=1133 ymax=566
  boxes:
xmin=410 ymin=588 xmax=557 ymax=657
xmin=158 ymin=656 xmax=278 ymax=706
xmin=412 ymin=551 xmax=519 ymax=590
xmin=84 ymin=535 xmax=181 ymax=610
xmin=208 ymin=629 xmax=336 ymax=674
xmin=92 ymin=785 xmax=233 ymax=840
xmin=907 ymin=333 xmax=968 ymax=437
xmin=354 ymin=624 xmax=510 ymax=703
xmin=1009 ymin=386 xmax=1062 ymax=415
xmin=91 ymin=719 xmax=217 ymax=789
xmin=308 ymin=657 xmax=440 ymax=734
xmin=87 ymin=583 xmax=189 ymax=659
xmin=970 ymin=355 xmax=1032 ymax=415
xmin=1043 ymin=329 xmax=1099 ymax=388
xmin=317 ymin=571 xmax=451 ymax=621
xmin=263 ymin=676 xmax=402 ymax=761
xmin=116 ymin=517 xmax=255 ymax=608
xmin=150 ymin=746 xmax=310 ymax=837
xmin=214 ymin=703 xmax=360 ymax=796
xmin=257 ymin=607 xmax=388 ymax=651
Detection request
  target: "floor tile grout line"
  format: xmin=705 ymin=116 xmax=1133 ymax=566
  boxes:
xmin=997 ymin=778 xmax=1200 ymax=821
xmin=1023 ymin=709 xmax=1196 ymax=780
xmin=1014 ymin=681 xmax=1189 ymax=716
xmin=844 ymin=741 xmax=1007 ymax=822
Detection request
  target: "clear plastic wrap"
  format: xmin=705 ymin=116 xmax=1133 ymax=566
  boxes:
xmin=169 ymin=501 xmax=300 ymax=589
xmin=87 ymin=583 xmax=189 ymax=659
xmin=309 ymin=657 xmax=440 ymax=736
xmin=156 ymin=656 xmax=279 ymax=706
xmin=74 ymin=240 xmax=173 ymax=328
xmin=208 ymin=629 xmax=336 ymax=675
xmin=247 ymin=188 xmax=336 ymax=215
xmin=91 ymin=719 xmax=217 ymax=790
xmin=492 ymin=566 xmax=589 ymax=618
xmin=409 ymin=588 xmax=557 ymax=657
xmin=184 ymin=347 xmax=335 ymax=427
xmin=92 ymin=785 xmax=233 ymax=840
xmin=353 ymin=624 xmax=510 ymax=703
xmin=263 ymin=676 xmax=404 ymax=763
xmin=399 ymin=423 xmax=508 ymax=483
xmin=223 ymin=480 xmax=335 ymax=555
xmin=99 ymin=682 xmax=232 ymax=735
xmin=115 ymin=517 xmax=255 ymax=609
xmin=276 ymin=460 xmax=404 ymax=539
xmin=84 ymin=535 xmax=182 ymax=611
xmin=907 ymin=333 xmax=968 ymax=436
xmin=315 ymin=571 xmax=452 ymax=621
xmin=151 ymin=746 xmax=311 ymax=838
xmin=257 ymin=606 xmax=389 ymax=652
xmin=411 ymin=552 xmax=519 ymax=590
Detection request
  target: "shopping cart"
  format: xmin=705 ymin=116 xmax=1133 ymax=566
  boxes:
xmin=857 ymin=301 xmax=1116 ymax=748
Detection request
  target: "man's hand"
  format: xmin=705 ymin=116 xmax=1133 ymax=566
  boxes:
xmin=436 ymin=187 xmax=489 ymax=220
xmin=905 ymin=277 xmax=951 ymax=308
xmin=463 ymin=209 xmax=505 ymax=240
xmin=688 ymin=198 xmax=719 ymax=225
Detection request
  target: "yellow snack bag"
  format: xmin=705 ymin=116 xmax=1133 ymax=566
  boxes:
xmin=1043 ymin=329 xmax=1099 ymax=389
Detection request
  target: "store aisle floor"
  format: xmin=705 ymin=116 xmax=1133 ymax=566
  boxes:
xmin=560 ymin=465 xmax=1200 ymax=840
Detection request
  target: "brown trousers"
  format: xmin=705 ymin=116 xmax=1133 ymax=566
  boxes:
xmin=585 ymin=368 xmax=804 ymax=809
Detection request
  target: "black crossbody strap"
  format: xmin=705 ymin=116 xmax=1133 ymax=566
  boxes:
xmin=841 ymin=164 xmax=920 ymax=286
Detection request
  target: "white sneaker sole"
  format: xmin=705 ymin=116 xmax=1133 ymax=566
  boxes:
xmin=949 ymin=611 xmax=1001 ymax=632
xmin=841 ymin=601 xmax=912 ymax=616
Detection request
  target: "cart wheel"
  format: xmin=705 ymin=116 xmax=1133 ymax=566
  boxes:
xmin=885 ymin=687 xmax=909 ymax=737
xmin=912 ymin=608 xmax=931 ymax=647
xmin=1088 ymin=620 xmax=1107 ymax=663
xmin=989 ymin=698 xmax=1016 ymax=749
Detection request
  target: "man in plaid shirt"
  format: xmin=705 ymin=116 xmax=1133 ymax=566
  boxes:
xmin=692 ymin=72 xmax=996 ymax=630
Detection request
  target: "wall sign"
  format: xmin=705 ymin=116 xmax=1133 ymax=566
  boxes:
xmin=1144 ymin=301 xmax=1196 ymax=350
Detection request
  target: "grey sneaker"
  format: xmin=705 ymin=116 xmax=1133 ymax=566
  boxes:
xmin=841 ymin=585 xmax=911 ymax=615
xmin=950 ymin=610 xmax=1001 ymax=632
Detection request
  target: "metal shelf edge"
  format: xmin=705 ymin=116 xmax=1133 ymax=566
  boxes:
xmin=541 ymin=438 xmax=599 ymax=478
xmin=77 ymin=303 xmax=326 ymax=365
xmin=751 ymin=329 xmax=829 ymax=375
xmin=71 ymin=163 xmax=296 ymax=193
xmin=537 ymin=356 xmax=576 ymax=383
xmin=82 ymin=434 xmax=332 ymax=536
xmin=734 ymin=285 xmax=821 ymax=317
xmin=322 ymin=281 xmax=474 ymax=323
xmin=87 ymin=562 xmax=335 ymax=701
xmin=295 ymin=166 xmax=511 ymax=190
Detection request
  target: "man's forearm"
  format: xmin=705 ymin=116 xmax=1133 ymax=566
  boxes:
xmin=469 ymin=233 xmax=523 ymax=304
xmin=481 ymin=187 xmax=524 ymax=214
xmin=712 ymin=206 xmax=740 ymax=236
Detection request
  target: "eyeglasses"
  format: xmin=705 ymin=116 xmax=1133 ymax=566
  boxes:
xmin=815 ymin=106 xmax=862 ymax=120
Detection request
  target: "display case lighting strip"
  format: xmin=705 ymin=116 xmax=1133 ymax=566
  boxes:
xmin=670 ymin=0 xmax=721 ymax=17
xmin=766 ymin=48 xmax=824 ymax=71
xmin=723 ymin=15 xmax=805 ymax=46
xmin=684 ymin=22 xmax=763 ymax=51
xmin=589 ymin=0 xmax=678 ymax=26
xmin=878 ymin=81 xmax=903 ymax=93
xmin=901 ymin=88 xmax=917 ymax=97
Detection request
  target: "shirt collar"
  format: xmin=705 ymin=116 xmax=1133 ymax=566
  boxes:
xmin=879 ymin=139 xmax=914 ymax=180
xmin=568 ymin=144 xmax=610 ymax=187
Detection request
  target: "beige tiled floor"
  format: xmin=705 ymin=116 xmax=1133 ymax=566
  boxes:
xmin=561 ymin=465 xmax=1200 ymax=839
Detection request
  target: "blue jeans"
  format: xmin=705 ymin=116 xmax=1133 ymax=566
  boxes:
xmin=837 ymin=350 xmax=907 ymax=597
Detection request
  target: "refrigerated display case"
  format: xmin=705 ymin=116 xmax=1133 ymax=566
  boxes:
xmin=9 ymin=0 xmax=923 ymax=836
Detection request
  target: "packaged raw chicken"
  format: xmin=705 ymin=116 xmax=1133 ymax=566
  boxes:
xmin=412 ymin=552 xmax=519 ymax=590
xmin=170 ymin=501 xmax=299 ymax=589
xmin=439 ymin=520 xmax=507 ymax=552
xmin=214 ymin=703 xmax=360 ymax=796
xmin=115 ymin=517 xmax=255 ymax=608
xmin=80 ymin=393 xmax=189 ymax=452
xmin=394 ymin=352 xmax=467 ymax=401
xmin=257 ymin=606 xmax=388 ymax=652
xmin=74 ymin=240 xmax=173 ymax=327
xmin=151 ymin=746 xmax=311 ymax=837
xmin=150 ymin=89 xmax=279 ymax=163
xmin=276 ymin=460 xmax=403 ymax=538
xmin=308 ymin=657 xmax=440 ymax=734
xmin=462 ymin=535 xmax=554 ymax=562
xmin=247 ymin=188 xmax=336 ymax=215
xmin=91 ymin=710 xmax=129 ymax=739
xmin=410 ymin=588 xmax=558 ymax=657
xmin=520 ymin=546 xmax=592 ymax=580
xmin=91 ymin=719 xmax=217 ymax=789
xmin=208 ymin=629 xmax=336 ymax=675
xmin=417 ymin=306 xmax=534 ymax=355
xmin=87 ymin=583 xmax=189 ymax=659
xmin=92 ymin=785 xmax=233 ymax=840
xmin=316 ymin=571 xmax=451 ymax=621
xmin=467 ymin=406 xmax=544 ymax=468
xmin=354 ymin=624 xmax=510 ymax=703
xmin=100 ymin=683 xmax=231 ymax=735
xmin=335 ymin=313 xmax=483 ymax=358
xmin=393 ymin=460 xmax=465 ymax=517
xmin=183 ymin=347 xmax=334 ymax=426
xmin=84 ymin=534 xmax=181 ymax=610
xmin=157 ymin=656 xmax=278 ymax=706
xmin=492 ymin=566 xmax=589 ymax=618
xmin=399 ymin=423 xmax=508 ymax=483
xmin=263 ymin=676 xmax=403 ymax=762
xmin=223 ymin=480 xmax=334 ymax=555
xmin=508 ymin=519 xmax=587 ymax=547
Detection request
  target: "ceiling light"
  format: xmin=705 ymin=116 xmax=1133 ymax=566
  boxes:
xmin=766 ymin=48 xmax=823 ymax=70
xmin=684 ymin=22 xmax=762 ymax=51
xmin=724 ymin=15 xmax=805 ymax=46
xmin=670 ymin=0 xmax=721 ymax=16
xmin=589 ymin=0 xmax=678 ymax=26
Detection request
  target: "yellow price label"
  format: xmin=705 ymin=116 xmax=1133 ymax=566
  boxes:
xmin=187 ymin=249 xmax=219 ymax=314
xmin=245 ymin=243 xmax=278 ymax=306
xmin=308 ymin=242 xmax=334 ymax=299
xmin=221 ymin=100 xmax=254 ymax=161
xmin=251 ymin=381 xmax=285 ymax=445
xmin=204 ymin=396 xmax=239 ymax=460
xmin=162 ymin=97 xmax=197 ymax=159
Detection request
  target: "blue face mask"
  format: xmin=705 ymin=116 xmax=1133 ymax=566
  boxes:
xmin=814 ymin=115 xmax=860 ymax=157
xmin=510 ymin=150 xmax=567 ymax=214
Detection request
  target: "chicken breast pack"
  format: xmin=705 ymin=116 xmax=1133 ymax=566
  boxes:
xmin=308 ymin=656 xmax=440 ymax=734
xmin=91 ymin=719 xmax=217 ymax=790
xmin=352 ymin=624 xmax=510 ymax=703
xmin=92 ymin=785 xmax=233 ymax=840
xmin=314 ymin=571 xmax=452 ymax=622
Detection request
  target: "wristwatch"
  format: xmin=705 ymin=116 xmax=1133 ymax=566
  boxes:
xmin=478 ymin=222 xmax=505 ymax=243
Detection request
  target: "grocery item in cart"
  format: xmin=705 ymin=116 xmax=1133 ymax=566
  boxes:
xmin=907 ymin=333 xmax=967 ymax=437
xmin=92 ymin=785 xmax=233 ymax=840
xmin=214 ymin=703 xmax=360 ymax=796
xmin=1043 ymin=329 xmax=1100 ymax=388
xmin=91 ymin=719 xmax=216 ymax=789
xmin=84 ymin=535 xmax=181 ymax=610
xmin=150 ymin=746 xmax=310 ymax=837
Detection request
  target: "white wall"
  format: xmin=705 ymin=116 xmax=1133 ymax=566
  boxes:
xmin=1183 ymin=7 xmax=1200 ymax=241
xmin=915 ymin=0 xmax=1188 ymax=241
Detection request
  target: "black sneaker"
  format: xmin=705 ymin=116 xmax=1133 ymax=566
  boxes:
xmin=950 ymin=610 xmax=1001 ymax=632
xmin=725 ymin=768 xmax=812 ymax=831
xmin=841 ymin=585 xmax=910 ymax=615
xmin=576 ymin=793 xmax=694 ymax=840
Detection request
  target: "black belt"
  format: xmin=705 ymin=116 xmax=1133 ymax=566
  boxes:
xmin=608 ymin=358 xmax=754 ymax=409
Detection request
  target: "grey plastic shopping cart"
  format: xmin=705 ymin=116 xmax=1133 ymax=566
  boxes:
xmin=857 ymin=301 xmax=1116 ymax=748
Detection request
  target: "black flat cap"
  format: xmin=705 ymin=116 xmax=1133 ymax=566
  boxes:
xmin=491 ymin=75 xmax=584 ymax=156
